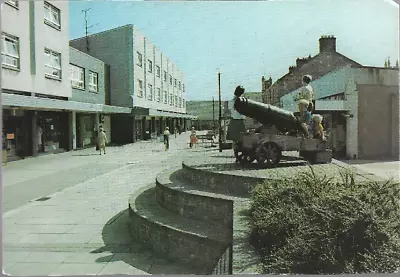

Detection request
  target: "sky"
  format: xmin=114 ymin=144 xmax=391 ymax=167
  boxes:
xmin=69 ymin=0 xmax=399 ymax=101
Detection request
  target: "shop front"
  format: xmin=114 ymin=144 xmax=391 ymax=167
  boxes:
xmin=76 ymin=113 xmax=97 ymax=148
xmin=37 ymin=111 xmax=70 ymax=154
xmin=2 ymin=109 xmax=31 ymax=161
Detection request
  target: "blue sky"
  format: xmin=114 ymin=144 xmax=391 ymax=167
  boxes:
xmin=69 ymin=0 xmax=399 ymax=101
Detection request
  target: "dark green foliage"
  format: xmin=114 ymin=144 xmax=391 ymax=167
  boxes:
xmin=250 ymin=167 xmax=400 ymax=274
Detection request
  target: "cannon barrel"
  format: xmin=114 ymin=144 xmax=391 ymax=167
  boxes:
xmin=234 ymin=97 xmax=302 ymax=133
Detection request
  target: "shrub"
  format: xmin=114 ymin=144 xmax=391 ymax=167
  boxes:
xmin=250 ymin=167 xmax=400 ymax=274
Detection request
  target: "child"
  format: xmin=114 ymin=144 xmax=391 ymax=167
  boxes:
xmin=312 ymin=114 xmax=326 ymax=141
xmin=294 ymin=75 xmax=315 ymax=113
xmin=298 ymin=99 xmax=312 ymax=139
xmin=190 ymin=127 xmax=198 ymax=149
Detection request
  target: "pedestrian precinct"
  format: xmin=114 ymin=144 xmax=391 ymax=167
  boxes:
xmin=97 ymin=127 xmax=108 ymax=155
xmin=163 ymin=127 xmax=171 ymax=151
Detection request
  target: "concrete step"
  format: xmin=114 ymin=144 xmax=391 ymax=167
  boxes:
xmin=128 ymin=185 xmax=231 ymax=272
xmin=156 ymin=168 xmax=246 ymax=228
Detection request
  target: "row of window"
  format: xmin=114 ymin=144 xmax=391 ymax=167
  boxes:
xmin=137 ymin=79 xmax=185 ymax=108
xmin=70 ymin=64 xmax=99 ymax=92
xmin=2 ymin=32 xmax=99 ymax=92
xmin=136 ymin=51 xmax=185 ymax=92
xmin=6 ymin=1 xmax=61 ymax=31
xmin=2 ymin=32 xmax=62 ymax=79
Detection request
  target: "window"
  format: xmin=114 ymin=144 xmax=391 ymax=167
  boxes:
xmin=137 ymin=52 xmax=143 ymax=67
xmin=148 ymin=84 xmax=153 ymax=100
xmin=174 ymin=78 xmax=177 ymax=87
xmin=5 ymin=0 xmax=18 ymax=8
xmin=70 ymin=64 xmax=84 ymax=89
xmin=156 ymin=66 xmax=161 ymax=77
xmin=1 ymin=33 xmax=19 ymax=69
xmin=89 ymin=71 xmax=98 ymax=92
xmin=164 ymin=71 xmax=167 ymax=82
xmin=44 ymin=49 xmax=61 ymax=79
xmin=164 ymin=91 xmax=168 ymax=104
xmin=44 ymin=2 xmax=61 ymax=30
xmin=179 ymin=82 xmax=181 ymax=90
xmin=179 ymin=97 xmax=182 ymax=108
xmin=175 ymin=95 xmax=178 ymax=107
xmin=183 ymin=99 xmax=185 ymax=108
xmin=169 ymin=93 xmax=173 ymax=106
xmin=157 ymin=88 xmax=161 ymax=102
xmin=148 ymin=60 xmax=153 ymax=73
xmin=169 ymin=75 xmax=172 ymax=85
xmin=137 ymin=80 xmax=143 ymax=97
xmin=183 ymin=84 xmax=185 ymax=92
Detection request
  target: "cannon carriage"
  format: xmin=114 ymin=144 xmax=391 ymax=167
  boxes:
xmin=231 ymin=87 xmax=332 ymax=167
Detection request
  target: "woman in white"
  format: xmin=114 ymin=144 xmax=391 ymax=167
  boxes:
xmin=98 ymin=127 xmax=108 ymax=155
xmin=190 ymin=127 xmax=198 ymax=148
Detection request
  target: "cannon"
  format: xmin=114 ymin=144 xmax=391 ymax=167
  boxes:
xmin=231 ymin=86 xmax=332 ymax=166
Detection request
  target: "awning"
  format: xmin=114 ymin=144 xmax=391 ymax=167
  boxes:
xmin=2 ymin=93 xmax=132 ymax=114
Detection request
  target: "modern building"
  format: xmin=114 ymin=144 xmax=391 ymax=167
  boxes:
xmin=69 ymin=25 xmax=195 ymax=144
xmin=262 ymin=36 xmax=361 ymax=105
xmin=281 ymin=65 xmax=399 ymax=160
xmin=69 ymin=47 xmax=131 ymax=149
xmin=1 ymin=0 xmax=130 ymax=161
xmin=2 ymin=0 xmax=71 ymax=160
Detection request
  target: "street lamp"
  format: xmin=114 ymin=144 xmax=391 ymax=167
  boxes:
xmin=217 ymin=69 xmax=222 ymax=152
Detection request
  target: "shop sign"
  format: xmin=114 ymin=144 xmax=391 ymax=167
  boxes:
xmin=6 ymin=133 xmax=15 ymax=140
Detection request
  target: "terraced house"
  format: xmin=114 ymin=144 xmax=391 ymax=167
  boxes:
xmin=70 ymin=25 xmax=195 ymax=144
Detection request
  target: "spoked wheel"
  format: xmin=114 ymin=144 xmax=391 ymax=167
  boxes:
xmin=255 ymin=142 xmax=282 ymax=167
xmin=234 ymin=146 xmax=255 ymax=165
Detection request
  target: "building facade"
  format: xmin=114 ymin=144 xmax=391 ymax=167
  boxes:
xmin=2 ymin=0 xmax=71 ymax=160
xmin=262 ymin=36 xmax=361 ymax=106
xmin=69 ymin=25 xmax=193 ymax=144
xmin=281 ymin=65 xmax=399 ymax=160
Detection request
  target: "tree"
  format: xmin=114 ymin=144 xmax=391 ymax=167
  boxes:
xmin=396 ymin=60 xmax=399 ymax=68
xmin=388 ymin=57 xmax=391 ymax=67
xmin=384 ymin=59 xmax=388 ymax=68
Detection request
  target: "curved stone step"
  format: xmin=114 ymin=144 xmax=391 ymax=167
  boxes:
xmin=128 ymin=185 xmax=231 ymax=271
xmin=156 ymin=168 xmax=246 ymax=227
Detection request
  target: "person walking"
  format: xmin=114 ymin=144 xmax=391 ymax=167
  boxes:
xmin=97 ymin=127 xmax=108 ymax=155
xmin=163 ymin=127 xmax=171 ymax=151
xmin=190 ymin=127 xmax=198 ymax=149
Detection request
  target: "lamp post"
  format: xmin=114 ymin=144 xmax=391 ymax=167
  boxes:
xmin=218 ymin=70 xmax=222 ymax=152
xmin=212 ymin=97 xmax=215 ymax=134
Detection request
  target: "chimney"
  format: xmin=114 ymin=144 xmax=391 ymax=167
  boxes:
xmin=319 ymin=35 xmax=336 ymax=53
xmin=296 ymin=58 xmax=309 ymax=68
xmin=288 ymin=66 xmax=295 ymax=73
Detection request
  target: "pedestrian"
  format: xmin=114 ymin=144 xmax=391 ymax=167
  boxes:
xmin=163 ymin=127 xmax=170 ymax=151
xmin=37 ymin=124 xmax=43 ymax=153
xmin=190 ymin=126 xmax=198 ymax=149
xmin=294 ymin=75 xmax=315 ymax=113
xmin=97 ymin=127 xmax=108 ymax=155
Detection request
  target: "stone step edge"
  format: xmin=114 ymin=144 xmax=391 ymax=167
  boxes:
xmin=156 ymin=168 xmax=239 ymax=228
xmin=128 ymin=185 xmax=230 ymax=271
xmin=128 ymin=184 xmax=231 ymax=244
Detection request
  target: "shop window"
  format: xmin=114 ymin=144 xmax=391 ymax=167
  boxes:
xmin=89 ymin=71 xmax=98 ymax=92
xmin=2 ymin=33 xmax=20 ymax=70
xmin=44 ymin=49 xmax=61 ymax=79
xmin=44 ymin=1 xmax=61 ymax=30
xmin=70 ymin=64 xmax=84 ymax=89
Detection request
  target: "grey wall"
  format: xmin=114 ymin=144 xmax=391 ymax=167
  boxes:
xmin=69 ymin=25 xmax=134 ymax=108
xmin=69 ymin=47 xmax=106 ymax=104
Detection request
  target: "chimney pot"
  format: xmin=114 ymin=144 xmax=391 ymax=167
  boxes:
xmin=319 ymin=35 xmax=336 ymax=53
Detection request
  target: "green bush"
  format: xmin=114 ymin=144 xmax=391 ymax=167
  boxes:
xmin=250 ymin=167 xmax=400 ymax=274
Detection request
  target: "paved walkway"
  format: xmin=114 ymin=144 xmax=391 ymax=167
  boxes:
xmin=341 ymin=159 xmax=400 ymax=181
xmin=2 ymin=132 xmax=208 ymax=276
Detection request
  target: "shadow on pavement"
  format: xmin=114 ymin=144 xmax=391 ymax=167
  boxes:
xmin=92 ymin=209 xmax=201 ymax=274
xmin=72 ymin=154 xmax=101 ymax=156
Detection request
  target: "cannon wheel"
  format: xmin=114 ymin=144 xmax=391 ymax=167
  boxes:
xmin=255 ymin=142 xmax=281 ymax=167
xmin=235 ymin=149 xmax=255 ymax=165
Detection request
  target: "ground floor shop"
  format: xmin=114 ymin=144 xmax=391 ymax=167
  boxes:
xmin=2 ymin=109 xmax=71 ymax=161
